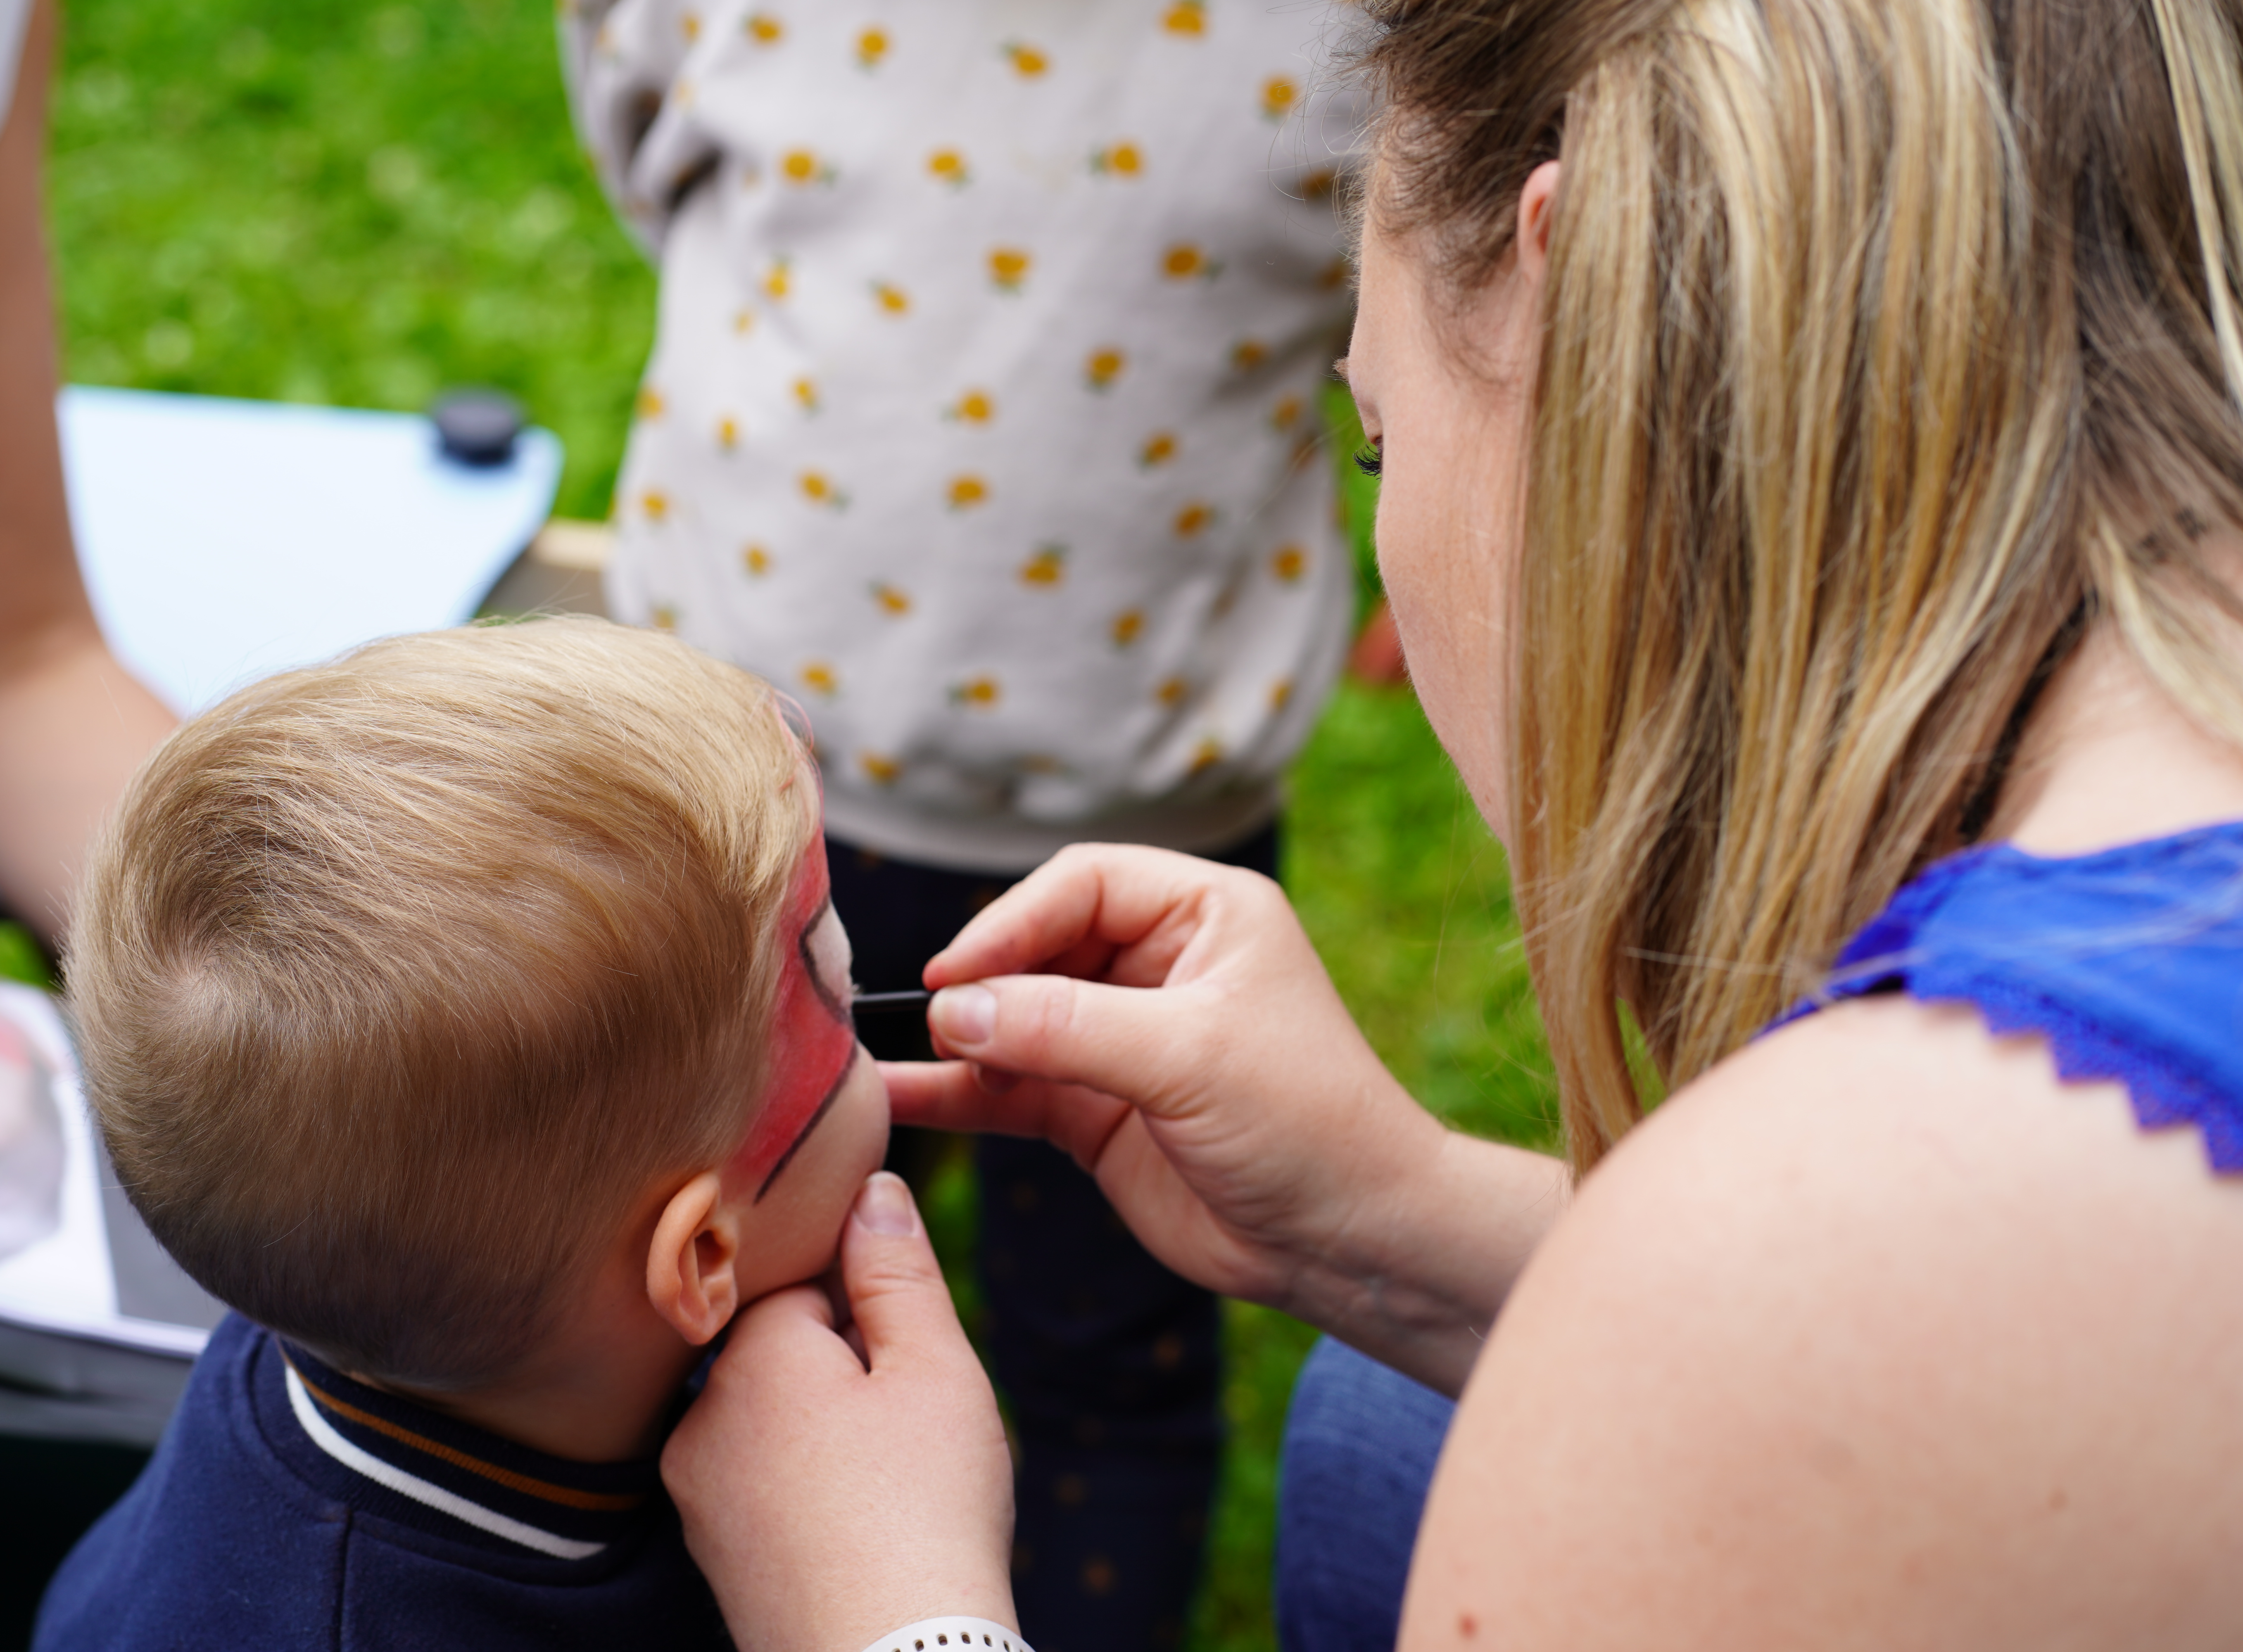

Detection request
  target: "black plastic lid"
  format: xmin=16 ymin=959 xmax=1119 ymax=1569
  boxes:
xmin=429 ymin=388 xmax=524 ymax=467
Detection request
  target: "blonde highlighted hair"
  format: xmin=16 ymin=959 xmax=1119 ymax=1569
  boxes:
xmin=67 ymin=617 xmax=818 ymax=1386
xmin=1362 ymin=0 xmax=2243 ymax=1171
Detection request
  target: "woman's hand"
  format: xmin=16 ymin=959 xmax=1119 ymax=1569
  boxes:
xmin=663 ymin=1173 xmax=1016 ymax=1652
xmin=883 ymin=844 xmax=1568 ymax=1396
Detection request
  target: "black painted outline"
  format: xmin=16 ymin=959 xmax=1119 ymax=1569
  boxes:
xmin=753 ymin=899 xmax=858 ymax=1203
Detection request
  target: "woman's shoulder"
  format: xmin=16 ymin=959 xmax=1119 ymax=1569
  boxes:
xmin=1406 ymin=997 xmax=2243 ymax=1650
xmin=1791 ymin=821 xmax=2243 ymax=1163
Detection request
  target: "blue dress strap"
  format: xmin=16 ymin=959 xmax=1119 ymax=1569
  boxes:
xmin=1775 ymin=822 xmax=2243 ymax=1170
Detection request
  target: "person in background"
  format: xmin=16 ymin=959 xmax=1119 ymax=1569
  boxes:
xmin=0 ymin=0 xmax=172 ymax=949
xmin=561 ymin=5 xmax=1362 ymax=1645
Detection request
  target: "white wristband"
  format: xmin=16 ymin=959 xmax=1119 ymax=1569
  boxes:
xmin=859 ymin=1618 xmax=1031 ymax=1652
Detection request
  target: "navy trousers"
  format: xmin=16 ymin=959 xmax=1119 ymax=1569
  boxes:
xmin=827 ymin=827 xmax=1278 ymax=1652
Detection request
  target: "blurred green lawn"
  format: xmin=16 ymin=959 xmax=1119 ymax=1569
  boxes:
xmin=37 ymin=2 xmax=1556 ymax=1646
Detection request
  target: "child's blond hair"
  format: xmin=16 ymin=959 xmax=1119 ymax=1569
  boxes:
xmin=67 ymin=617 xmax=818 ymax=1388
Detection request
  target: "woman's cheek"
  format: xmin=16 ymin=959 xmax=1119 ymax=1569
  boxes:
xmin=1378 ymin=445 xmax=1518 ymax=838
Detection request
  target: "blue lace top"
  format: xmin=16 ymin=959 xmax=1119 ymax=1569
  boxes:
xmin=1779 ymin=821 xmax=2243 ymax=1170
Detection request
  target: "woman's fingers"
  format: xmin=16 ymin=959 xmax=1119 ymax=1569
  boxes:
xmin=664 ymin=1173 xmax=1018 ymax=1651
xmin=925 ymin=972 xmax=1216 ymax=1116
xmin=880 ymin=1059 xmax=1137 ymax=1166
xmin=739 ymin=1277 xmax=838 ymax=1337
xmin=923 ymin=843 xmax=1252 ymax=985
xmin=837 ymin=1172 xmax=979 ymax=1373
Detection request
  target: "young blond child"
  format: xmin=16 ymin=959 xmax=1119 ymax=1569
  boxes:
xmin=34 ymin=616 xmax=889 ymax=1651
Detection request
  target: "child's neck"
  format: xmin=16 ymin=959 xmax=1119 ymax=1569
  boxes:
xmin=364 ymin=1243 xmax=704 ymax=1464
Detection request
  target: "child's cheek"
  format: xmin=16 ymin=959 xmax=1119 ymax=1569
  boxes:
xmin=732 ymin=984 xmax=856 ymax=1189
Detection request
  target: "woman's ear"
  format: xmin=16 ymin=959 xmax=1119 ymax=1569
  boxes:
xmin=1517 ymin=159 xmax=1561 ymax=280
xmin=646 ymin=1172 xmax=743 ymax=1345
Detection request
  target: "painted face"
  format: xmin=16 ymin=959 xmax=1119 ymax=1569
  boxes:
xmin=732 ymin=851 xmax=862 ymax=1201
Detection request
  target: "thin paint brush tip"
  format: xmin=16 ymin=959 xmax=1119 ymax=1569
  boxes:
xmin=850 ymin=988 xmax=934 ymax=1015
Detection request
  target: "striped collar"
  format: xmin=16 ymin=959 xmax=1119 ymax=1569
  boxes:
xmin=277 ymin=1343 xmax=658 ymax=1561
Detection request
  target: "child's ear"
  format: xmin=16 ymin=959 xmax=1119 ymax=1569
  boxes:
xmin=646 ymin=1172 xmax=742 ymax=1344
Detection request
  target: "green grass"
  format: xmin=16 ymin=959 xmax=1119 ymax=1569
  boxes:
xmin=46 ymin=0 xmax=652 ymax=520
xmin=0 ymin=923 xmax=52 ymax=990
xmin=43 ymin=7 xmax=1556 ymax=1647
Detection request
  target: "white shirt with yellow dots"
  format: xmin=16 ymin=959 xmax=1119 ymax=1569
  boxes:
xmin=563 ymin=0 xmax=1363 ymax=872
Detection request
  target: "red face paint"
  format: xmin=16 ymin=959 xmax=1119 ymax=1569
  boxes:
xmin=732 ymin=850 xmax=860 ymax=1201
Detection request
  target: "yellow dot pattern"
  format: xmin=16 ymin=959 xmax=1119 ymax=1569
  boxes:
xmin=1091 ymin=141 xmax=1143 ymax=176
xmin=780 ymin=149 xmax=833 ymax=187
xmin=562 ymin=0 xmax=1361 ymax=812
xmin=1162 ymin=243 xmax=1212 ymax=280
xmin=800 ymin=470 xmax=850 ymax=509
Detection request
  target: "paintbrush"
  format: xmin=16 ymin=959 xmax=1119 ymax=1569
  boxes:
xmin=850 ymin=988 xmax=933 ymax=1019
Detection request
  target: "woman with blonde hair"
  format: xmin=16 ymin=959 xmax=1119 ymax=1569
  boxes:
xmin=661 ymin=0 xmax=2243 ymax=1645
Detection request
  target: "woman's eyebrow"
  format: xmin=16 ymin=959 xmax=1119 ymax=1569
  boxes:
xmin=1333 ymin=356 xmax=1352 ymax=384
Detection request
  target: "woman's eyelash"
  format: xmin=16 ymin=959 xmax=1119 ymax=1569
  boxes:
xmin=1353 ymin=443 xmax=1383 ymax=478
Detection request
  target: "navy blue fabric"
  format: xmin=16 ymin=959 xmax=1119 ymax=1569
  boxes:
xmin=33 ymin=1315 xmax=728 ymax=1651
xmin=1777 ymin=820 xmax=2243 ymax=1168
xmin=1274 ymin=1339 xmax=1452 ymax=1652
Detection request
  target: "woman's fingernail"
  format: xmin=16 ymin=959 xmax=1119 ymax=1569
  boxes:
xmin=853 ymin=1171 xmax=918 ymax=1237
xmin=930 ymin=983 xmax=996 ymax=1046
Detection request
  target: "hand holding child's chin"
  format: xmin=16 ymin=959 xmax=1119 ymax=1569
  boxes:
xmin=811 ymin=1253 xmax=870 ymax=1370
xmin=665 ymin=1172 xmax=1016 ymax=1652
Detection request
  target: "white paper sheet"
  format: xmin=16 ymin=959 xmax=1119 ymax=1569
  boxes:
xmin=60 ymin=387 xmax=563 ymax=714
